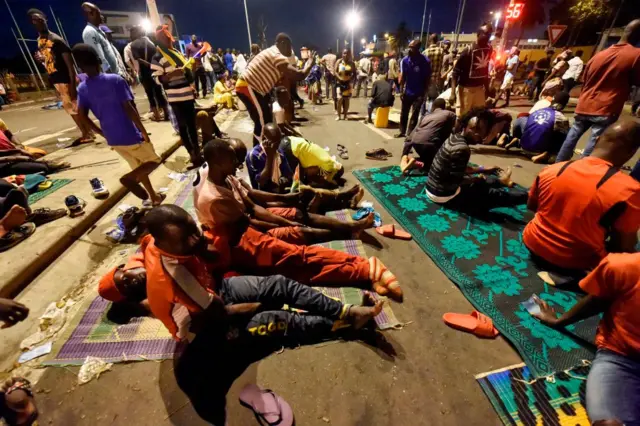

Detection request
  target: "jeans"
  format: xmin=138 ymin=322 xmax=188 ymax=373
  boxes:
xmin=512 ymin=116 xmax=528 ymax=139
xmin=529 ymin=72 xmax=546 ymax=100
xmin=444 ymin=176 xmax=528 ymax=214
xmin=587 ymin=349 xmax=640 ymax=425
xmin=399 ymin=94 xmax=424 ymax=136
xmin=324 ymin=74 xmax=336 ymax=99
xmin=206 ymin=71 xmax=216 ymax=92
xmin=631 ymin=160 xmax=640 ymax=182
xmin=355 ymin=76 xmax=369 ymax=97
xmin=193 ymin=67 xmax=208 ymax=98
xmin=139 ymin=70 xmax=167 ymax=110
xmin=556 ymin=114 xmax=618 ymax=162
xmin=170 ymin=100 xmax=199 ymax=159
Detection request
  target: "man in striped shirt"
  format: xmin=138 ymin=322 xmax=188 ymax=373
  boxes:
xmin=426 ymin=108 xmax=527 ymax=213
xmin=236 ymin=33 xmax=315 ymax=146
xmin=151 ymin=26 xmax=202 ymax=167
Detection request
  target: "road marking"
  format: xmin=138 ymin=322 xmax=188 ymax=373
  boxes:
xmin=362 ymin=122 xmax=393 ymax=140
xmin=23 ymin=126 xmax=78 ymax=146
xmin=15 ymin=127 xmax=37 ymax=134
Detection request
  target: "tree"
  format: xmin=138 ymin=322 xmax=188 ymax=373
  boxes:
xmin=255 ymin=15 xmax=268 ymax=50
xmin=514 ymin=0 xmax=548 ymax=45
xmin=389 ymin=22 xmax=412 ymax=53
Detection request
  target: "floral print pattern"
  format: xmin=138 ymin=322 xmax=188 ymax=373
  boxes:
xmin=382 ymin=183 xmax=408 ymax=196
xmin=441 ymin=236 xmax=480 ymax=260
xmin=398 ymin=197 xmax=428 ymax=213
xmin=417 ymin=214 xmax=450 ymax=233
xmin=472 ymin=264 xmax=523 ymax=296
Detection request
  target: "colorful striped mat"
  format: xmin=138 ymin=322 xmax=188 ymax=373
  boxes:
xmin=28 ymin=178 xmax=74 ymax=204
xmin=476 ymin=363 xmax=590 ymax=426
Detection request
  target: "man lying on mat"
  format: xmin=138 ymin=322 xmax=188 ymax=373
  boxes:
xmin=523 ymin=120 xmax=640 ymax=280
xmin=531 ymin=252 xmax=640 ymax=426
xmin=100 ymin=205 xmax=384 ymax=343
xmin=98 ymin=224 xmax=383 ymax=338
xmin=246 ymin=123 xmax=346 ymax=191
xmin=425 ymin=107 xmax=528 ymax=213
xmin=195 ymin=138 xmax=372 ymax=245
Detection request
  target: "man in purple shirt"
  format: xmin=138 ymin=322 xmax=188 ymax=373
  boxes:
xmin=186 ymin=34 xmax=207 ymax=99
xmin=396 ymin=40 xmax=432 ymax=139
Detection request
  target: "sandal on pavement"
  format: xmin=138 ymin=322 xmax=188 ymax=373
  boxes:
xmin=376 ymin=224 xmax=412 ymax=240
xmin=442 ymin=311 xmax=499 ymax=338
xmin=27 ymin=207 xmax=67 ymax=227
xmin=239 ymin=384 xmax=294 ymax=426
xmin=366 ymin=148 xmax=391 ymax=161
xmin=0 ymin=222 xmax=36 ymax=253
xmin=337 ymin=144 xmax=349 ymax=160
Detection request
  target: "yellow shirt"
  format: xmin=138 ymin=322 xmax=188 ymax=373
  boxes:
xmin=290 ymin=137 xmax=341 ymax=179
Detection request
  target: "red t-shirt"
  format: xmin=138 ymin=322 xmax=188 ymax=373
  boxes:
xmin=579 ymin=253 xmax=640 ymax=357
xmin=523 ymin=157 xmax=640 ymax=270
xmin=0 ymin=130 xmax=15 ymax=151
xmin=575 ymin=43 xmax=640 ymax=117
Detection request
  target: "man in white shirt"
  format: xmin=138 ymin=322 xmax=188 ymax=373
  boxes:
xmin=561 ymin=50 xmax=584 ymax=94
xmin=497 ymin=47 xmax=520 ymax=108
xmin=321 ymin=48 xmax=337 ymax=101
xmin=355 ymin=53 xmax=372 ymax=98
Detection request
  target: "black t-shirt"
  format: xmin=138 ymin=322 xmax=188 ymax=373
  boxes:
xmin=452 ymin=44 xmax=492 ymax=87
xmin=130 ymin=37 xmax=157 ymax=76
xmin=371 ymin=80 xmax=394 ymax=106
xmin=534 ymin=57 xmax=551 ymax=78
xmin=38 ymin=32 xmax=71 ymax=85
xmin=409 ymin=108 xmax=456 ymax=147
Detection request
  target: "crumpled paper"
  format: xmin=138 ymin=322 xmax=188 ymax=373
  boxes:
xmin=78 ymin=356 xmax=112 ymax=385
xmin=19 ymin=301 xmax=69 ymax=350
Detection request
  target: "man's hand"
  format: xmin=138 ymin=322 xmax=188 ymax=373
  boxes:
xmin=532 ymin=299 xmax=559 ymax=327
xmin=263 ymin=139 xmax=278 ymax=157
xmin=0 ymin=298 xmax=29 ymax=328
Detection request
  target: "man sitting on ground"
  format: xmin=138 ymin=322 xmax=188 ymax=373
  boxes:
xmin=502 ymin=91 xmax=570 ymax=163
xmin=195 ymin=139 xmax=371 ymax=245
xmin=531 ymin=252 xmax=640 ymax=425
xmin=100 ymin=210 xmax=383 ymax=341
xmin=523 ymin=120 xmax=640 ymax=278
xmin=246 ymin=123 xmax=349 ymax=192
xmin=400 ymin=98 xmax=456 ymax=173
xmin=425 ymin=108 xmax=528 ymax=213
xmin=73 ymin=44 xmax=165 ymax=206
xmin=365 ymin=75 xmax=395 ymax=125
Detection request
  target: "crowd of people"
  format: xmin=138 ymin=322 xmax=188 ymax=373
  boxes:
xmin=0 ymin=5 xmax=639 ymax=424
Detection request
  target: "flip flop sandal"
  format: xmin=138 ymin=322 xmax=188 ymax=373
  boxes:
xmin=338 ymin=149 xmax=349 ymax=160
xmin=239 ymin=384 xmax=294 ymax=426
xmin=336 ymin=144 xmax=347 ymax=152
xmin=37 ymin=180 xmax=53 ymax=191
xmin=442 ymin=311 xmax=499 ymax=338
xmin=376 ymin=224 xmax=412 ymax=240
xmin=0 ymin=222 xmax=36 ymax=253
xmin=353 ymin=207 xmax=374 ymax=220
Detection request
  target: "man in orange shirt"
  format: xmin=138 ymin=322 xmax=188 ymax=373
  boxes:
xmin=556 ymin=19 xmax=640 ymax=161
xmin=532 ymin=252 xmax=640 ymax=425
xmin=141 ymin=205 xmax=383 ymax=343
xmin=524 ymin=120 xmax=640 ymax=276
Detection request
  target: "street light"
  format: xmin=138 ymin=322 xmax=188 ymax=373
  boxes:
xmin=345 ymin=10 xmax=360 ymax=56
xmin=384 ymin=32 xmax=389 ymax=39
xmin=140 ymin=18 xmax=153 ymax=34
xmin=361 ymin=38 xmax=366 ymax=45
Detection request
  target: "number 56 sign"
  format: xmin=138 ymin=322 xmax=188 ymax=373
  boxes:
xmin=506 ymin=2 xmax=524 ymax=20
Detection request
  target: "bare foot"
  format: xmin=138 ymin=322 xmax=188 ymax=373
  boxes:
xmin=0 ymin=206 xmax=28 ymax=238
xmin=352 ymin=213 xmax=375 ymax=238
xmin=498 ymin=167 xmax=514 ymax=187
xmin=504 ymin=138 xmax=519 ymax=151
xmin=350 ymin=186 xmax=365 ymax=209
xmin=532 ymin=152 xmax=550 ymax=164
xmin=496 ymin=134 xmax=508 ymax=147
xmin=347 ymin=294 xmax=384 ymax=329
xmin=401 ymin=156 xmax=416 ymax=174
xmin=151 ymin=193 xmax=167 ymax=207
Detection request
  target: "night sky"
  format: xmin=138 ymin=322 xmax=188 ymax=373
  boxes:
xmin=2 ymin=0 xmax=512 ymax=60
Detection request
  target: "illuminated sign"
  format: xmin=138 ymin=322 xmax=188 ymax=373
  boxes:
xmin=506 ymin=2 xmax=524 ymax=20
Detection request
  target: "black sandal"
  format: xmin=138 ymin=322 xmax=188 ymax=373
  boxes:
xmin=0 ymin=222 xmax=36 ymax=253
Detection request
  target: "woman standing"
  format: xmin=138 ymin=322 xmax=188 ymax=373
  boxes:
xmin=334 ymin=49 xmax=356 ymax=121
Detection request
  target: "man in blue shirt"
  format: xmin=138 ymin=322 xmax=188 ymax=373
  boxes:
xmin=396 ymin=40 xmax=432 ymax=139
xmin=81 ymin=3 xmax=119 ymax=75
xmin=73 ymin=44 xmax=164 ymax=206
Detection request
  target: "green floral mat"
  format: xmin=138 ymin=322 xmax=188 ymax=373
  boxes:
xmin=354 ymin=166 xmax=597 ymax=378
xmin=28 ymin=179 xmax=74 ymax=204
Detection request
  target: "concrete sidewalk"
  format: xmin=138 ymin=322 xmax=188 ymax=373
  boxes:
xmin=1 ymin=120 xmax=182 ymax=299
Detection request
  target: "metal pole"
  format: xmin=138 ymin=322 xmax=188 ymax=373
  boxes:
xmin=453 ymin=0 xmax=463 ymax=48
xmin=454 ymin=0 xmax=467 ymax=49
xmin=11 ymin=28 xmax=41 ymax=92
xmin=597 ymin=0 xmax=624 ymax=52
xmin=426 ymin=10 xmax=432 ymax=40
xmin=146 ymin=0 xmax=161 ymax=28
xmin=5 ymin=0 xmax=47 ymax=90
xmin=420 ymin=0 xmax=427 ymax=43
xmin=351 ymin=0 xmax=355 ymax=56
xmin=337 ymin=39 xmax=339 ymax=53
xmin=243 ymin=0 xmax=252 ymax=50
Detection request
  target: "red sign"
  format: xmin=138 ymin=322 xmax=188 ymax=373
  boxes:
xmin=547 ymin=25 xmax=568 ymax=45
xmin=506 ymin=2 xmax=524 ymax=20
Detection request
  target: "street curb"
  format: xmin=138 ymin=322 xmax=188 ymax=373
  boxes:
xmin=2 ymin=138 xmax=182 ymax=299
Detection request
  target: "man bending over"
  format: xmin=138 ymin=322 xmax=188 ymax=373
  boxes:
xmin=195 ymin=139 xmax=372 ymax=245
xmin=523 ymin=119 xmax=640 ymax=277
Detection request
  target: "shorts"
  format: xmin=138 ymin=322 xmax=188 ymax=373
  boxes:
xmin=501 ymin=74 xmax=515 ymax=90
xmin=456 ymin=85 xmax=485 ymax=117
xmin=263 ymin=207 xmax=306 ymax=244
xmin=54 ymin=83 xmax=78 ymax=115
xmin=113 ymin=142 xmax=161 ymax=170
xmin=336 ymin=80 xmax=353 ymax=99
